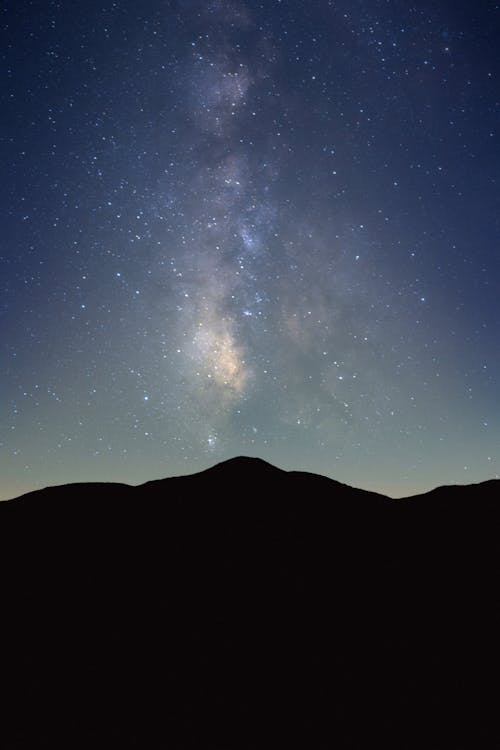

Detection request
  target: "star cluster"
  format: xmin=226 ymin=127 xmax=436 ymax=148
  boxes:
xmin=1 ymin=0 xmax=499 ymax=499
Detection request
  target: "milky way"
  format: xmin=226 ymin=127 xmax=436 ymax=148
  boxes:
xmin=2 ymin=0 xmax=499 ymax=498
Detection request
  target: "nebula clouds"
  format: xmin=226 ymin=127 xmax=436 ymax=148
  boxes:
xmin=166 ymin=6 xmax=276 ymax=431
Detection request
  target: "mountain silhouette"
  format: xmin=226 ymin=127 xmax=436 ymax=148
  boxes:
xmin=1 ymin=457 xmax=497 ymax=748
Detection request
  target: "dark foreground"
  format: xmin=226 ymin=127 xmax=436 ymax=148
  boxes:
xmin=1 ymin=457 xmax=498 ymax=748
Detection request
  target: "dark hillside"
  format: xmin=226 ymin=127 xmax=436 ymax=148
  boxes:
xmin=1 ymin=458 xmax=497 ymax=748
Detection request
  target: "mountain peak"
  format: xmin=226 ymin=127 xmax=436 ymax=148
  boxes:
xmin=203 ymin=455 xmax=284 ymax=473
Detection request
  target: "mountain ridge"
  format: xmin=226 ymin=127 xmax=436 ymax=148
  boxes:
xmin=5 ymin=454 xmax=498 ymax=504
xmin=0 ymin=456 xmax=497 ymax=747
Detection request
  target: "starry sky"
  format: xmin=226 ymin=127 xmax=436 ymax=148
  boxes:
xmin=2 ymin=0 xmax=500 ymax=500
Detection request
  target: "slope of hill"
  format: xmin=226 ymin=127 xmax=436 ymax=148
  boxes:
xmin=1 ymin=458 xmax=498 ymax=748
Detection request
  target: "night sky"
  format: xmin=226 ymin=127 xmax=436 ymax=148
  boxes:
xmin=2 ymin=0 xmax=500 ymax=500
